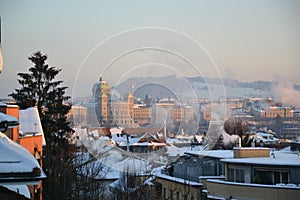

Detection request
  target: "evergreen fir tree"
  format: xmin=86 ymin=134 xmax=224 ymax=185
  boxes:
xmin=10 ymin=51 xmax=75 ymax=199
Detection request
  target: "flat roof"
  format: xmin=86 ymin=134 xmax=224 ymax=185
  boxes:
xmin=185 ymin=150 xmax=234 ymax=159
xmin=156 ymin=173 xmax=202 ymax=187
xmin=222 ymin=152 xmax=300 ymax=167
xmin=207 ymin=179 xmax=300 ymax=189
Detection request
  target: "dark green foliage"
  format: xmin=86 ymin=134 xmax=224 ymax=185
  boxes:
xmin=10 ymin=51 xmax=75 ymax=199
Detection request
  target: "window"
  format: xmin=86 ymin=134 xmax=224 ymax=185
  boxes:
xmin=170 ymin=190 xmax=173 ymax=200
xmin=229 ymin=168 xmax=234 ymax=181
xmin=163 ymin=188 xmax=166 ymax=199
xmin=176 ymin=192 xmax=180 ymax=200
xmin=254 ymin=169 xmax=289 ymax=185
xmin=228 ymin=168 xmax=244 ymax=183
xmin=236 ymin=169 xmax=244 ymax=182
xmin=275 ymin=171 xmax=289 ymax=184
xmin=34 ymin=147 xmax=41 ymax=165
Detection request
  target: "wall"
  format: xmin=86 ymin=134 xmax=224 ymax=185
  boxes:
xmin=234 ymin=147 xmax=270 ymax=158
xmin=155 ymin=177 xmax=202 ymax=200
xmin=207 ymin=179 xmax=300 ymax=200
xmin=18 ymin=135 xmax=43 ymax=158
xmin=173 ymin=156 xmax=224 ymax=182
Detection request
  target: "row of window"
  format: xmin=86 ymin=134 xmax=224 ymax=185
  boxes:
xmin=228 ymin=167 xmax=290 ymax=185
xmin=162 ymin=188 xmax=195 ymax=200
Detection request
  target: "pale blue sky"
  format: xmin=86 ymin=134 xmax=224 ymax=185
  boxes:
xmin=0 ymin=0 xmax=299 ymax=98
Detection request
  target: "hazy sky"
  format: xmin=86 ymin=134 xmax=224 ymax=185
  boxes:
xmin=0 ymin=0 xmax=299 ymax=98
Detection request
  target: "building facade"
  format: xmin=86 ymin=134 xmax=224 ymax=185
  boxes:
xmin=93 ymin=76 xmax=112 ymax=126
xmin=134 ymin=104 xmax=151 ymax=124
xmin=93 ymin=76 xmax=135 ymax=127
xmin=67 ymin=105 xmax=87 ymax=127
xmin=206 ymin=148 xmax=300 ymax=200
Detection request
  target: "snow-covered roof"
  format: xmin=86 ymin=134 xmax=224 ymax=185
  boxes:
xmin=111 ymin=130 xmax=164 ymax=147
xmin=0 ymin=113 xmax=19 ymax=130
xmin=221 ymin=152 xmax=300 ymax=167
xmin=76 ymin=148 xmax=152 ymax=180
xmin=166 ymin=144 xmax=188 ymax=157
xmin=0 ymin=103 xmax=18 ymax=108
xmin=0 ymin=184 xmax=30 ymax=199
xmin=19 ymin=107 xmax=46 ymax=146
xmin=0 ymin=113 xmax=18 ymax=123
xmin=113 ymin=156 xmax=151 ymax=175
xmin=155 ymin=173 xmax=202 ymax=186
xmin=253 ymin=132 xmax=279 ymax=143
xmin=166 ymin=137 xmax=192 ymax=144
xmin=0 ymin=132 xmax=46 ymax=182
xmin=185 ymin=150 xmax=234 ymax=159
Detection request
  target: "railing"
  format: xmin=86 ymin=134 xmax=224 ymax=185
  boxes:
xmin=206 ymin=179 xmax=300 ymax=200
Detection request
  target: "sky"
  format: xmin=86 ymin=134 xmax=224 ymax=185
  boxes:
xmin=0 ymin=0 xmax=299 ymax=98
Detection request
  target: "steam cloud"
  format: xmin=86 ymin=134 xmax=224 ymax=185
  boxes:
xmin=222 ymin=131 xmax=239 ymax=145
xmin=272 ymin=81 xmax=300 ymax=107
xmin=208 ymin=103 xmax=239 ymax=146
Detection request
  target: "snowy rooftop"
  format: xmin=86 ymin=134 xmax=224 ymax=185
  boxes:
xmin=155 ymin=172 xmax=202 ymax=187
xmin=0 ymin=113 xmax=18 ymax=123
xmin=253 ymin=132 xmax=279 ymax=143
xmin=0 ymin=113 xmax=18 ymax=130
xmin=19 ymin=107 xmax=46 ymax=146
xmin=76 ymin=148 xmax=152 ymax=180
xmin=166 ymin=144 xmax=188 ymax=157
xmin=0 ymin=103 xmax=18 ymax=108
xmin=0 ymin=132 xmax=46 ymax=182
xmin=0 ymin=184 xmax=30 ymax=199
xmin=222 ymin=152 xmax=300 ymax=167
xmin=185 ymin=150 xmax=234 ymax=159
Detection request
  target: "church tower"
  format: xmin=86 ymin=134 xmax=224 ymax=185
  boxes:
xmin=93 ymin=76 xmax=111 ymax=126
xmin=128 ymin=81 xmax=135 ymax=120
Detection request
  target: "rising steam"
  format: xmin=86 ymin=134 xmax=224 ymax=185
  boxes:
xmin=272 ymin=81 xmax=300 ymax=107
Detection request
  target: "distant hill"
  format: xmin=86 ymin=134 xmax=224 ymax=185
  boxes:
xmin=112 ymin=76 xmax=299 ymax=100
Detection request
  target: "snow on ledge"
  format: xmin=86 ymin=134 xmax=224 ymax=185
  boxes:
xmin=19 ymin=107 xmax=46 ymax=146
xmin=207 ymin=179 xmax=300 ymax=189
xmin=0 ymin=184 xmax=30 ymax=198
xmin=0 ymin=132 xmax=41 ymax=174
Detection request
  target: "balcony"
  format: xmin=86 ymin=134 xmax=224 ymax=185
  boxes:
xmin=206 ymin=179 xmax=300 ymax=200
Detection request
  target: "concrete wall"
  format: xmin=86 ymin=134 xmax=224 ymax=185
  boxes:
xmin=156 ymin=177 xmax=202 ymax=200
xmin=207 ymin=179 xmax=300 ymax=200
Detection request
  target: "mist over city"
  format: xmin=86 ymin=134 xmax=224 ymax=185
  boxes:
xmin=0 ymin=1 xmax=300 ymax=200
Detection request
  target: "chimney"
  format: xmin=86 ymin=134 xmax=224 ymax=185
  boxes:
xmin=251 ymin=140 xmax=255 ymax=147
xmin=238 ymin=136 xmax=242 ymax=148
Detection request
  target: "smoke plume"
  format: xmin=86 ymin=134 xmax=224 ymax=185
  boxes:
xmin=272 ymin=81 xmax=300 ymax=107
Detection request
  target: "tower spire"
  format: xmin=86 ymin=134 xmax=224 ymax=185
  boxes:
xmin=131 ymin=80 xmax=134 ymax=95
